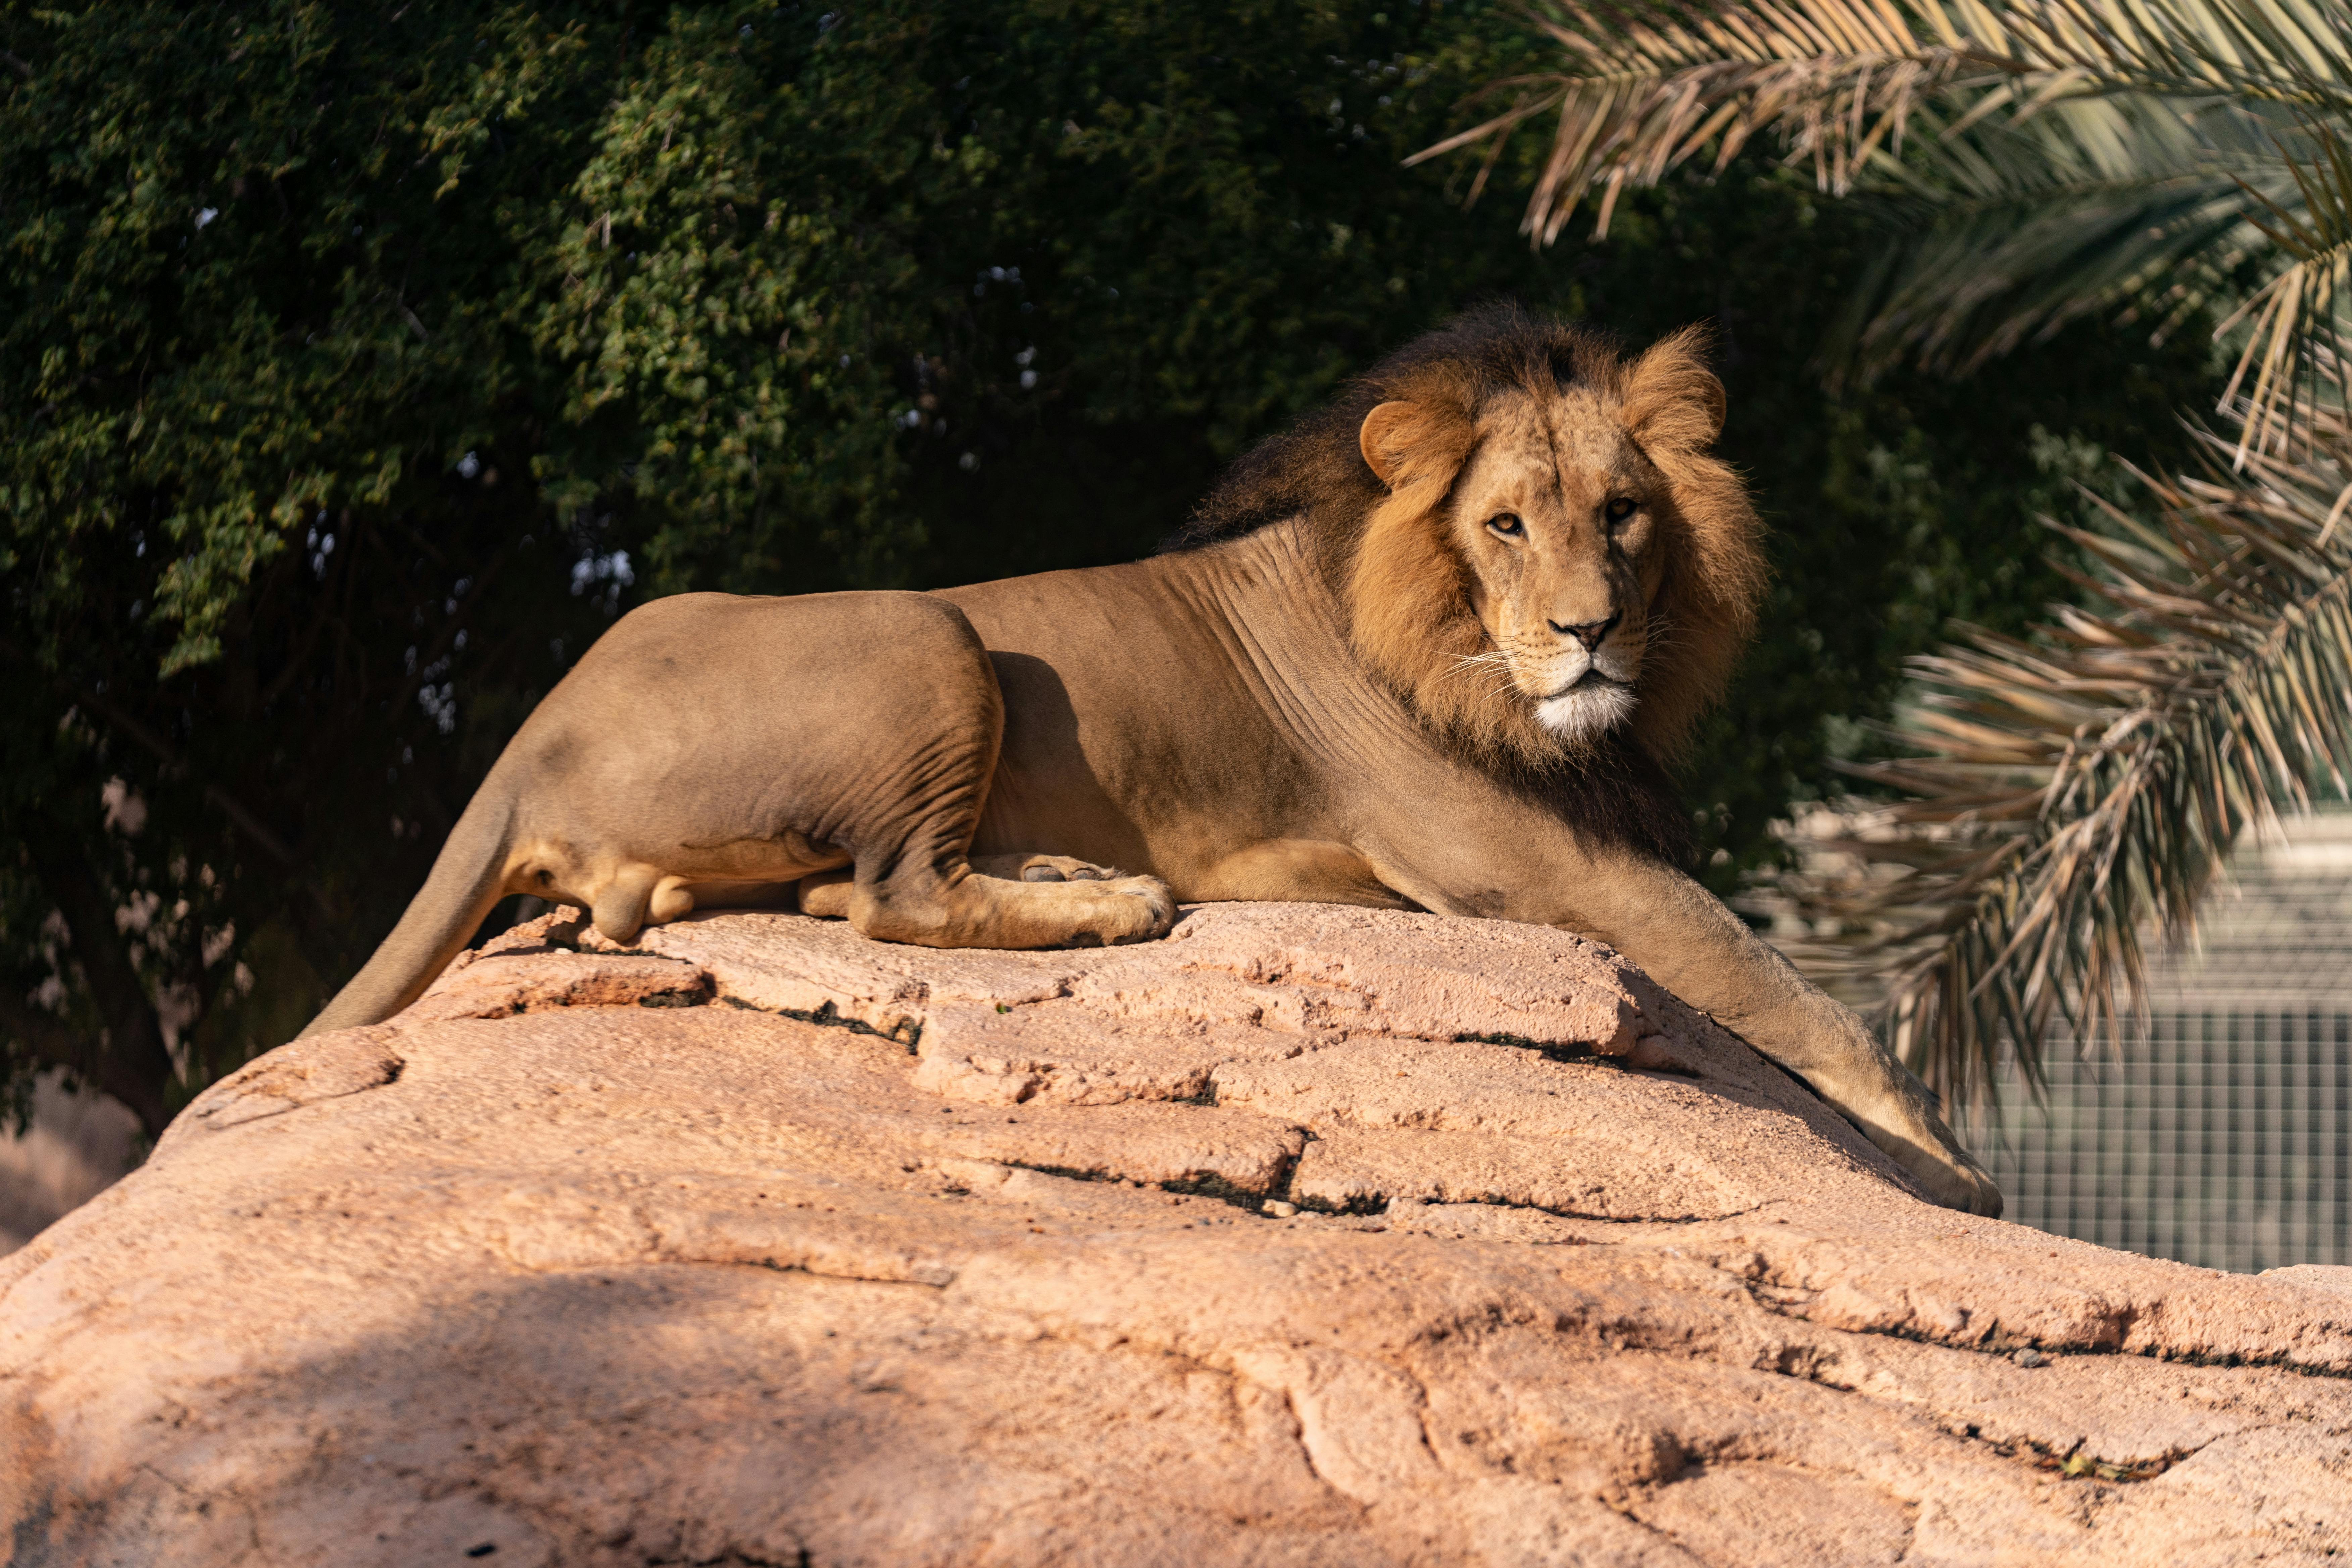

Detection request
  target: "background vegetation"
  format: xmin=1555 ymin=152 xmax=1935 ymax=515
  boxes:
xmin=1445 ymin=0 xmax=2352 ymax=1099
xmin=1 ymin=0 xmax=2215 ymax=1135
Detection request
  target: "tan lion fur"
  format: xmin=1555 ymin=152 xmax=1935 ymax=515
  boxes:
xmin=300 ymin=307 xmax=2000 ymax=1216
xmin=1180 ymin=307 xmax=1765 ymax=771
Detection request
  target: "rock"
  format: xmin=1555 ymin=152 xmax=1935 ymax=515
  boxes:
xmin=5 ymin=902 xmax=2352 ymax=1565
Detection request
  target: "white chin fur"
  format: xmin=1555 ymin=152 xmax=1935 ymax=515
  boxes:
xmin=1536 ymin=681 xmax=1637 ymax=744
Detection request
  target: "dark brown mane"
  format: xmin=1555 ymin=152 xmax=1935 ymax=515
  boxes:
xmin=1165 ymin=303 xmax=1631 ymax=558
xmin=1161 ymin=303 xmax=1766 ymax=871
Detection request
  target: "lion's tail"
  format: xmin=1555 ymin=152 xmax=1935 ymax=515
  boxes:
xmin=298 ymin=789 xmax=517 ymax=1038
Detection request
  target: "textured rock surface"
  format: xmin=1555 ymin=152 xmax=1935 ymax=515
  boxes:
xmin=6 ymin=902 xmax=2352 ymax=1566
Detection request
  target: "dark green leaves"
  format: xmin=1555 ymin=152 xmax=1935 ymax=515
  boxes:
xmin=0 ymin=0 xmax=2211 ymax=1129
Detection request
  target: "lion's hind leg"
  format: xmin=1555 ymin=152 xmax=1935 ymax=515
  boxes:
xmin=583 ymin=864 xmax=697 ymax=944
xmin=872 ymin=861 xmax=1175 ymax=949
xmin=802 ymin=854 xmax=1175 ymax=949
xmin=969 ymin=853 xmax=1178 ymax=944
xmin=753 ymin=592 xmax=1176 ymax=950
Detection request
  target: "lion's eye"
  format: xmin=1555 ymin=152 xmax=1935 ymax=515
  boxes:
xmin=1486 ymin=513 xmax=1525 ymax=539
xmin=1605 ymin=497 xmax=1638 ymax=526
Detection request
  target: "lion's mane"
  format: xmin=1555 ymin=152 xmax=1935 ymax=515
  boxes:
xmin=1166 ymin=305 xmax=1768 ymax=863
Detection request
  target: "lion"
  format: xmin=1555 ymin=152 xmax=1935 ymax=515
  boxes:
xmin=301 ymin=306 xmax=2001 ymax=1215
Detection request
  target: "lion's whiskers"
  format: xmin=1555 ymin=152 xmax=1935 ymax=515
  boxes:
xmin=1439 ymin=651 xmax=1524 ymax=701
xmin=1434 ymin=628 xmax=1668 ymax=733
xmin=1429 ymin=651 xmax=1534 ymax=727
xmin=1441 ymin=650 xmax=1514 ymax=678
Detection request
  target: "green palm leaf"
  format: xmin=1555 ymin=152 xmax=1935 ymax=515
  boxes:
xmin=1420 ymin=0 xmax=2352 ymax=446
xmin=1829 ymin=95 xmax=2289 ymax=376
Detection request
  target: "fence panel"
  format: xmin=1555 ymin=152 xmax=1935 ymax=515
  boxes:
xmin=1958 ymin=1009 xmax=2352 ymax=1272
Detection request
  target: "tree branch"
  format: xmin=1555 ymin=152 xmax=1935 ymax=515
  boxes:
xmin=72 ymin=684 xmax=299 ymax=866
xmin=0 ymin=632 xmax=299 ymax=867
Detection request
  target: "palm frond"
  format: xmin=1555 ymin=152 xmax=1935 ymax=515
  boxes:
xmin=1422 ymin=0 xmax=2352 ymax=447
xmin=1762 ymin=407 xmax=2352 ymax=1105
xmin=2213 ymin=115 xmax=2352 ymax=456
xmin=1826 ymin=94 xmax=2292 ymax=375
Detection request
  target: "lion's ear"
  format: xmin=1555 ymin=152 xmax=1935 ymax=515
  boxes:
xmin=1620 ymin=327 xmax=1726 ymax=453
xmin=1358 ymin=400 xmax=1463 ymax=490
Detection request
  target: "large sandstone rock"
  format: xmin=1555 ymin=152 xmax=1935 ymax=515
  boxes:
xmin=6 ymin=903 xmax=2352 ymax=1565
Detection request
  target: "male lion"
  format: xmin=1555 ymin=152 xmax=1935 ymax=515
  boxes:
xmin=303 ymin=307 xmax=2001 ymax=1215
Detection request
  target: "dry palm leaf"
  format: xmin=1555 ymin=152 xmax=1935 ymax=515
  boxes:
xmin=1771 ymin=408 xmax=2352 ymax=1104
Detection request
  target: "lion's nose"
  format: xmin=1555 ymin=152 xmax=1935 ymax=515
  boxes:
xmin=1548 ymin=612 xmax=1619 ymax=651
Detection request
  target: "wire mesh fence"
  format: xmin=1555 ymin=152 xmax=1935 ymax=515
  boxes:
xmin=1947 ymin=810 xmax=2352 ymax=1273
xmin=1956 ymin=1009 xmax=2352 ymax=1273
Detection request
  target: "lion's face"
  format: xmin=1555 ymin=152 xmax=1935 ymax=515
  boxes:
xmin=1344 ymin=324 xmax=1764 ymax=767
xmin=1442 ymin=387 xmax=1669 ymax=746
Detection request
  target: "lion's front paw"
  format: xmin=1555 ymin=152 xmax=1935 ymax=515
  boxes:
xmin=1901 ymin=1133 xmax=2004 ymax=1218
xmin=1826 ymin=1074 xmax=2004 ymax=1217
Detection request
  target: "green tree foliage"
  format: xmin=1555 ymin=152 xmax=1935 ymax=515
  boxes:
xmin=0 ymin=0 xmax=2212 ymax=1136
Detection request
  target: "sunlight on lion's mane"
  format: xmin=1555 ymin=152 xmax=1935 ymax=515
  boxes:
xmin=1169 ymin=304 xmax=1767 ymax=777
